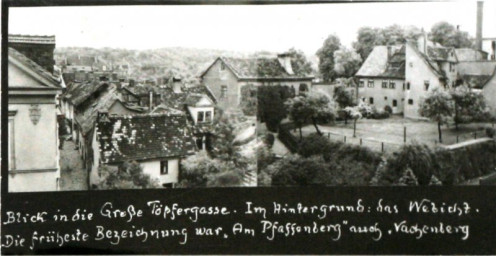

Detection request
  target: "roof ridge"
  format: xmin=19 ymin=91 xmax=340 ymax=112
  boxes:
xmin=8 ymin=47 xmax=61 ymax=87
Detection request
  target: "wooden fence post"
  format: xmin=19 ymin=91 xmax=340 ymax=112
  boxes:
xmin=381 ymin=142 xmax=384 ymax=153
xmin=344 ymin=136 xmax=346 ymax=143
xmin=360 ymin=138 xmax=362 ymax=145
xmin=404 ymin=126 xmax=406 ymax=143
xmin=328 ymin=133 xmax=330 ymax=139
xmin=456 ymin=136 xmax=459 ymax=143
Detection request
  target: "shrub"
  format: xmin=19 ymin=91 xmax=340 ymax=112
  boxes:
xmin=370 ymin=108 xmax=390 ymax=119
xmin=385 ymin=143 xmax=436 ymax=185
xmin=298 ymin=133 xmax=333 ymax=158
xmin=264 ymin=133 xmax=275 ymax=148
xmin=486 ymin=127 xmax=495 ymax=138
xmin=384 ymin=105 xmax=393 ymax=114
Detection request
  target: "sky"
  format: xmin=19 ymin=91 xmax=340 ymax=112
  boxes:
xmin=8 ymin=1 xmax=496 ymax=55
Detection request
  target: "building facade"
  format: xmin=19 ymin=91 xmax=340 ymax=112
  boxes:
xmin=8 ymin=46 xmax=62 ymax=192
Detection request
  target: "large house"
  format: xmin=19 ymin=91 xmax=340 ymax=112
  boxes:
xmin=8 ymin=35 xmax=63 ymax=192
xmin=200 ymin=53 xmax=314 ymax=112
xmin=356 ymin=35 xmax=461 ymax=118
xmin=90 ymin=113 xmax=197 ymax=188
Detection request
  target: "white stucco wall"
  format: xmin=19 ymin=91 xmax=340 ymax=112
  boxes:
xmin=357 ymin=78 xmax=405 ymax=114
xmin=140 ymin=159 xmax=180 ymax=185
xmin=404 ymin=44 xmax=444 ymax=119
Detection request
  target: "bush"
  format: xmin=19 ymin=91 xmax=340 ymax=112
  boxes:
xmin=486 ymin=127 xmax=495 ymax=138
xmin=384 ymin=105 xmax=393 ymax=114
xmin=264 ymin=133 xmax=275 ymax=148
xmin=298 ymin=133 xmax=332 ymax=158
xmin=370 ymin=108 xmax=390 ymax=119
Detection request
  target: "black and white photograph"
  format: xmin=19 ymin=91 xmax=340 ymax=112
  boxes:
xmin=6 ymin=1 xmax=496 ymax=193
xmin=3 ymin=0 xmax=496 ymax=254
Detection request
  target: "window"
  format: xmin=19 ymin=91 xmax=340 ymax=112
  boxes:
xmin=402 ymin=82 xmax=405 ymax=90
xmin=220 ymin=62 xmax=226 ymax=71
xmin=384 ymin=96 xmax=388 ymax=100
xmin=424 ymin=80 xmax=430 ymax=91
xmin=406 ymin=82 xmax=410 ymax=90
xmin=205 ymin=111 xmax=212 ymax=122
xmin=408 ymin=99 xmax=414 ymax=105
xmin=392 ymin=99 xmax=398 ymax=107
xmin=382 ymin=80 xmax=388 ymax=88
xmin=369 ymin=97 xmax=374 ymax=104
xmin=389 ymin=80 xmax=396 ymax=89
xmin=409 ymin=62 xmax=413 ymax=67
xmin=160 ymin=160 xmax=168 ymax=175
xmin=299 ymin=83 xmax=309 ymax=94
xmin=197 ymin=111 xmax=205 ymax=123
xmin=220 ymin=85 xmax=227 ymax=98
xmin=367 ymin=80 xmax=374 ymax=88
xmin=359 ymin=80 xmax=364 ymax=87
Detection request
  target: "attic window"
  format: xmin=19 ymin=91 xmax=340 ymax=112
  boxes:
xmin=197 ymin=111 xmax=205 ymax=123
xmin=382 ymin=80 xmax=388 ymax=88
xmin=221 ymin=85 xmax=227 ymax=98
xmin=220 ymin=62 xmax=226 ymax=71
xmin=359 ymin=81 xmax=365 ymax=88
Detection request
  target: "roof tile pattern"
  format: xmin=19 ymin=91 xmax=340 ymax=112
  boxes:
xmin=97 ymin=114 xmax=197 ymax=163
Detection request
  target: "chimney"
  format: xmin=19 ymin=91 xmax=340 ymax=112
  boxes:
xmin=277 ymin=53 xmax=294 ymax=75
xmin=476 ymin=1 xmax=483 ymax=51
xmin=8 ymin=34 xmax=56 ymax=73
xmin=387 ymin=45 xmax=393 ymax=61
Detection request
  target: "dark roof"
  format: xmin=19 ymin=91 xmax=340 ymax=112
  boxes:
xmin=8 ymin=34 xmax=55 ymax=44
xmin=427 ymin=46 xmax=455 ymax=62
xmin=457 ymin=61 xmax=496 ymax=89
xmin=201 ymin=56 xmax=314 ymax=80
xmin=183 ymin=85 xmax=218 ymax=103
xmin=63 ymin=80 xmax=108 ymax=106
xmin=8 ymin=47 xmax=61 ymax=88
xmin=97 ymin=113 xmax=197 ymax=163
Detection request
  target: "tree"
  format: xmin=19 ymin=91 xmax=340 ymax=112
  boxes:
xmin=333 ymin=84 xmax=356 ymax=124
xmin=285 ymin=93 xmax=336 ymax=138
xmin=450 ymin=85 xmax=489 ymax=129
xmin=419 ymin=88 xmax=455 ymax=143
xmin=429 ymin=21 xmax=473 ymax=48
xmin=207 ymin=172 xmax=242 ymax=187
xmin=287 ymin=48 xmax=314 ymax=76
xmin=345 ymin=101 xmax=372 ymax=138
xmin=316 ymin=34 xmax=341 ymax=82
xmin=333 ymin=47 xmax=363 ymax=78
xmin=179 ymin=151 xmax=240 ymax=188
xmin=97 ymin=161 xmax=160 ymax=189
xmin=353 ymin=25 xmax=422 ymax=61
xmin=257 ymin=85 xmax=290 ymax=132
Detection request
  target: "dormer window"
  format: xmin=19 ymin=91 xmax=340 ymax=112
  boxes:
xmin=197 ymin=111 xmax=205 ymax=123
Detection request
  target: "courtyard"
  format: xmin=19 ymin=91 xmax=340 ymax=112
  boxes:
xmin=295 ymin=116 xmax=494 ymax=153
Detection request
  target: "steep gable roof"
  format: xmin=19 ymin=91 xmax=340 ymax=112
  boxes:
xmin=200 ymin=56 xmax=314 ymax=80
xmin=8 ymin=47 xmax=61 ymax=88
xmin=355 ymin=45 xmax=405 ymax=79
xmin=63 ymin=80 xmax=108 ymax=106
xmin=97 ymin=113 xmax=197 ymax=163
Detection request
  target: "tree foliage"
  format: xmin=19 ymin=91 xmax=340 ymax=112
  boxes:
xmin=419 ymin=88 xmax=454 ymax=143
xmin=285 ymin=92 xmax=336 ymax=138
xmin=450 ymin=85 xmax=490 ymax=129
xmin=287 ymin=48 xmax=314 ymax=76
xmin=316 ymin=34 xmax=341 ymax=82
xmin=333 ymin=84 xmax=356 ymax=124
xmin=97 ymin=161 xmax=160 ymax=189
xmin=257 ymin=85 xmax=292 ymax=132
xmin=333 ymin=47 xmax=363 ymax=78
xmin=429 ymin=21 xmax=473 ymax=48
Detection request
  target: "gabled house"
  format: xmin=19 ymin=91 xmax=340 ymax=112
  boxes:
xmin=90 ymin=113 xmax=197 ymax=188
xmin=199 ymin=53 xmax=314 ymax=112
xmin=8 ymin=46 xmax=63 ymax=192
xmin=355 ymin=35 xmax=457 ymax=118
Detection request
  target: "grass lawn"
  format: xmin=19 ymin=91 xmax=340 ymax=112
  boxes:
xmin=294 ymin=115 xmax=494 ymax=152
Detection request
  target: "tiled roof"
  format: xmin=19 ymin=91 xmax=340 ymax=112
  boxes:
xmin=150 ymin=104 xmax=184 ymax=115
xmin=63 ymin=80 xmax=108 ymax=106
xmin=455 ymin=48 xmax=487 ymax=62
xmin=457 ymin=61 xmax=496 ymax=89
xmin=8 ymin=47 xmax=61 ymax=88
xmin=97 ymin=113 xmax=197 ymax=163
xmin=427 ymin=46 xmax=454 ymax=62
xmin=355 ymin=45 xmax=405 ymax=79
xmin=75 ymin=85 xmax=120 ymax=135
xmin=201 ymin=57 xmax=313 ymax=80
xmin=8 ymin=34 xmax=55 ymax=44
